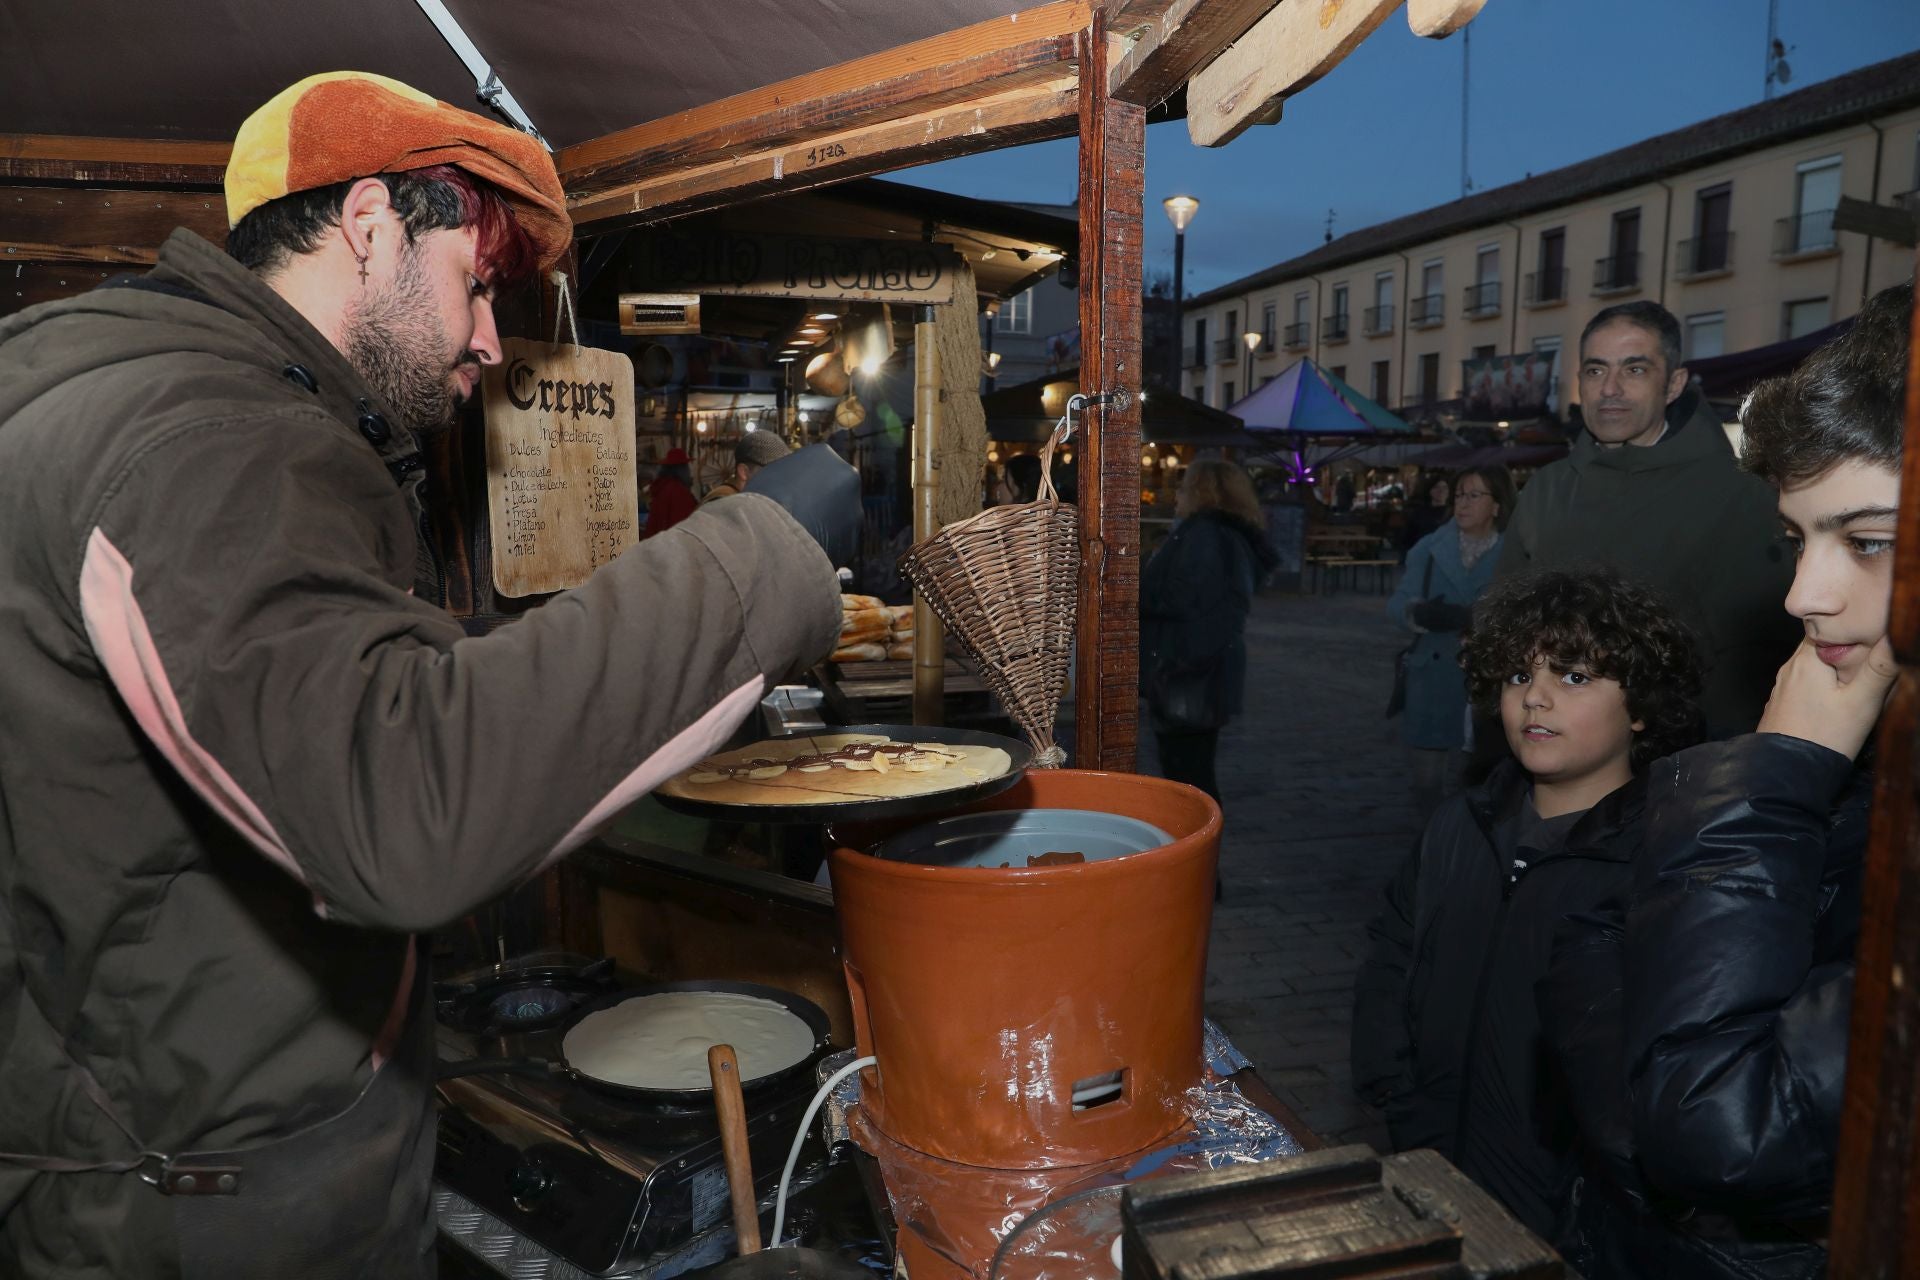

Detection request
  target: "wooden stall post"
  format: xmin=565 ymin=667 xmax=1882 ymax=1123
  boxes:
xmin=1830 ymin=258 xmax=1920 ymax=1279
xmin=1074 ymin=11 xmax=1147 ymax=771
xmin=913 ymin=304 xmax=946 ymax=725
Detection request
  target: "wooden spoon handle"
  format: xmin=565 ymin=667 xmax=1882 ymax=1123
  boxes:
xmin=708 ymin=1044 xmax=762 ymax=1255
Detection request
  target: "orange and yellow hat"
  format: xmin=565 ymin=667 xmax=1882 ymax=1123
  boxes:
xmin=225 ymin=71 xmax=570 ymax=270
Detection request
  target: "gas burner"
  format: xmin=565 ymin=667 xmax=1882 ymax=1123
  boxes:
xmin=434 ymin=955 xmax=619 ymax=1036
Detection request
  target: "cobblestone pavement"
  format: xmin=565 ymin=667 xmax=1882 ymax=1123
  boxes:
xmin=1140 ymin=582 xmax=1417 ymax=1151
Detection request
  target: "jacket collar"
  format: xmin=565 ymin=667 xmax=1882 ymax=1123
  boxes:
xmin=1464 ymin=757 xmax=1645 ymax=865
xmin=1568 ymin=387 xmax=1729 ymax=475
xmin=144 ymin=230 xmax=420 ymax=480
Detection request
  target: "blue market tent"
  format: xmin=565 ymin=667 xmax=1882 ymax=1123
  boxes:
xmin=1227 ymin=358 xmax=1414 ymax=438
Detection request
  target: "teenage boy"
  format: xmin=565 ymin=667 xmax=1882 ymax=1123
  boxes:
xmin=1542 ymin=281 xmax=1911 ymax=1280
xmin=1352 ymin=567 xmax=1704 ymax=1237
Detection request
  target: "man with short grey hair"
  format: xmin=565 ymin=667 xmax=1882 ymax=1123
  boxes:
xmin=1495 ymin=301 xmax=1797 ymax=734
xmin=703 ymin=429 xmax=794 ymax=503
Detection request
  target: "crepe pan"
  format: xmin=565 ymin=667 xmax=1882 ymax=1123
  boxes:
xmin=437 ymin=980 xmax=832 ymax=1107
xmin=651 ymin=723 xmax=1032 ymax=824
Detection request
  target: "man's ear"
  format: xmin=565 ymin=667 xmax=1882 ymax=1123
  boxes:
xmin=1664 ymin=362 xmax=1689 ymax=407
xmin=338 ymin=177 xmax=396 ymax=266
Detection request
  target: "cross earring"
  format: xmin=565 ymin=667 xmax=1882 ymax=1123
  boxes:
xmin=355 ymin=253 xmax=369 ymax=286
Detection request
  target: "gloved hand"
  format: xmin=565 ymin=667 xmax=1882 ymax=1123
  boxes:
xmin=744 ymin=443 xmax=864 ymax=569
xmin=1410 ymin=599 xmax=1473 ymax=633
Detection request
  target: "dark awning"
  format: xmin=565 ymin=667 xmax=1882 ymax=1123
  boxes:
xmin=984 ymin=368 xmax=1260 ymax=448
xmin=1689 ymin=317 xmax=1855 ymax=401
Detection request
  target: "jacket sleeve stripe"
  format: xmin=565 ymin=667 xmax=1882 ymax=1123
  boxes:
xmin=79 ymin=527 xmax=313 ymax=893
xmin=540 ymin=675 xmax=765 ymax=868
xmin=370 ymin=939 xmax=417 ymax=1071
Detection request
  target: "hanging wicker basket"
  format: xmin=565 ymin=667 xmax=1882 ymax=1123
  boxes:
xmin=898 ymin=422 xmax=1078 ymax=766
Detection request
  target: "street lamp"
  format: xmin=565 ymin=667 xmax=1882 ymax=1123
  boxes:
xmin=1241 ymin=330 xmax=1262 ymax=407
xmin=1162 ymin=195 xmax=1200 ymax=391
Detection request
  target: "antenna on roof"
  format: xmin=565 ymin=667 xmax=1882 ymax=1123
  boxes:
xmin=1764 ymin=0 xmax=1794 ymax=99
xmin=1460 ymin=24 xmax=1473 ymax=197
xmin=1324 ymin=209 xmax=1336 ymax=243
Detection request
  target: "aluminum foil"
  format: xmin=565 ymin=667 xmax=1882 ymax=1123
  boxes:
xmin=825 ymin=1021 xmax=1305 ymax=1280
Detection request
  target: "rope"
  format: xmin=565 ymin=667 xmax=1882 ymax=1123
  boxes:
xmin=549 ymin=269 xmax=580 ymax=349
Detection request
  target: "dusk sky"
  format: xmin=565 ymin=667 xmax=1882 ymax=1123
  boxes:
xmin=899 ymin=0 xmax=1920 ymax=297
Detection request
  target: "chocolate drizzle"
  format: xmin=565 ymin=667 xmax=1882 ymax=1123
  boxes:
xmin=691 ymin=740 xmax=959 ymax=783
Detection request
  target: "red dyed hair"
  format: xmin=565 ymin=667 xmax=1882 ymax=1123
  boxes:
xmin=409 ymin=163 xmax=540 ymax=287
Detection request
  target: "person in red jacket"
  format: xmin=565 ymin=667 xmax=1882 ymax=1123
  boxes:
xmin=644 ymin=446 xmax=699 ymax=536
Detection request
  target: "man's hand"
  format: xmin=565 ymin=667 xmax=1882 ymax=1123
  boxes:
xmin=1756 ymin=636 xmax=1898 ymax=760
xmin=743 ymin=444 xmax=863 ymax=569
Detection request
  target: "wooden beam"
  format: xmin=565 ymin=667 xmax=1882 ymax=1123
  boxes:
xmin=0 ymin=134 xmax=228 ymax=187
xmin=1406 ymin=0 xmax=1488 ymax=37
xmin=568 ymin=80 xmax=1077 ymax=233
xmin=1187 ymin=0 xmax=1400 ymax=147
xmin=559 ymin=0 xmax=1089 ymax=196
xmin=1 ymin=187 xmax=226 ymax=265
xmin=1074 ymin=11 xmax=1146 ymax=772
xmin=1829 ymin=257 xmax=1920 ymax=1280
xmin=1107 ymin=0 xmax=1278 ymax=108
xmin=0 ymin=260 xmax=123 ymax=318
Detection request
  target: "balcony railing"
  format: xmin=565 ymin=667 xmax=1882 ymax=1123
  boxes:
xmin=1463 ymin=281 xmax=1502 ymax=317
xmin=1282 ymin=321 xmax=1310 ymax=349
xmin=1774 ymin=209 xmax=1837 ymax=257
xmin=1593 ymin=251 xmax=1641 ymax=294
xmin=1524 ymin=269 xmax=1568 ymax=306
xmin=1363 ymin=304 xmax=1394 ymax=336
xmin=1408 ymin=293 xmax=1444 ymax=327
xmin=1212 ymin=338 xmax=1236 ymax=363
xmin=1321 ymin=313 xmax=1350 ymax=342
xmin=1256 ymin=330 xmax=1276 ymax=354
xmin=1182 ymin=344 xmax=1201 ymax=368
xmin=1676 ymin=231 xmax=1735 ymax=278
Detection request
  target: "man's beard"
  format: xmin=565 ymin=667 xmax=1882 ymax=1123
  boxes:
xmin=341 ymin=244 xmax=468 ymax=435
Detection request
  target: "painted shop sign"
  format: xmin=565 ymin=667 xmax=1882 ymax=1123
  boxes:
xmin=483 ymin=337 xmax=639 ymax=597
xmin=630 ymin=231 xmax=960 ymax=304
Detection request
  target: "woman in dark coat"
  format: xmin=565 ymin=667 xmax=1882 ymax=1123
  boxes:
xmin=1540 ymin=281 xmax=1911 ymax=1279
xmin=1140 ymin=459 xmax=1278 ymax=806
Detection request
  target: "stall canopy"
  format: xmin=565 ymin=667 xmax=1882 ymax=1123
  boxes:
xmin=1229 ymin=359 xmax=1413 ymax=439
xmin=1405 ymin=441 xmax=1569 ymax=470
xmin=1 ymin=1 xmax=1056 ymax=151
xmin=1689 ymin=316 xmax=1854 ymax=404
xmin=985 ymin=368 xmax=1259 ymax=448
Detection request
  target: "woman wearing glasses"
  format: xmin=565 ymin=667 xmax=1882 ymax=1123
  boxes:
xmin=1388 ymin=465 xmax=1517 ymax=819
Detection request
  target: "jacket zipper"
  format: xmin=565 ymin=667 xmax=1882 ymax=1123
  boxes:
xmin=1447 ymin=823 xmax=1629 ymax=1165
xmin=1450 ymin=872 xmax=1512 ymax=1163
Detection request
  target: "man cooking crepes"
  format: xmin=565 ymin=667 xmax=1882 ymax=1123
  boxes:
xmin=0 ymin=73 xmax=846 ymax=1277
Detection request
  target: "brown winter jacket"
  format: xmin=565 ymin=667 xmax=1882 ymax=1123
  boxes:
xmin=0 ymin=230 xmax=840 ymax=1276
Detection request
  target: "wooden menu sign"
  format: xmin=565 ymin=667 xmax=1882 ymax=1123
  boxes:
xmin=483 ymin=338 xmax=639 ymax=597
xmin=628 ymin=230 xmax=960 ymax=304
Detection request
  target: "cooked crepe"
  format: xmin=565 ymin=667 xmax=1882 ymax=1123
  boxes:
xmin=657 ymin=732 xmax=1012 ymax=806
xmin=563 ymin=991 xmax=815 ymax=1090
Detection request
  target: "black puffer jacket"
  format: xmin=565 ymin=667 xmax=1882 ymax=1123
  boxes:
xmin=1541 ymin=733 xmax=1867 ymax=1278
xmin=1351 ymin=761 xmax=1644 ymax=1238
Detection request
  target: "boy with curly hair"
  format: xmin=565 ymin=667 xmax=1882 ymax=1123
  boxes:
xmin=1351 ymin=567 xmax=1704 ymax=1238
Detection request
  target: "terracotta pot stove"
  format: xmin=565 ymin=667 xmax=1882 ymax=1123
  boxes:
xmin=828 ymin=770 xmax=1221 ymax=1173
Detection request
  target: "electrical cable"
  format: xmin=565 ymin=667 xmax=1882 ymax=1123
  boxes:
xmin=769 ymin=1054 xmax=878 ymax=1249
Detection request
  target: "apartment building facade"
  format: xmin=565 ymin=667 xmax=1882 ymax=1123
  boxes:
xmin=1181 ymin=50 xmax=1920 ymax=422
